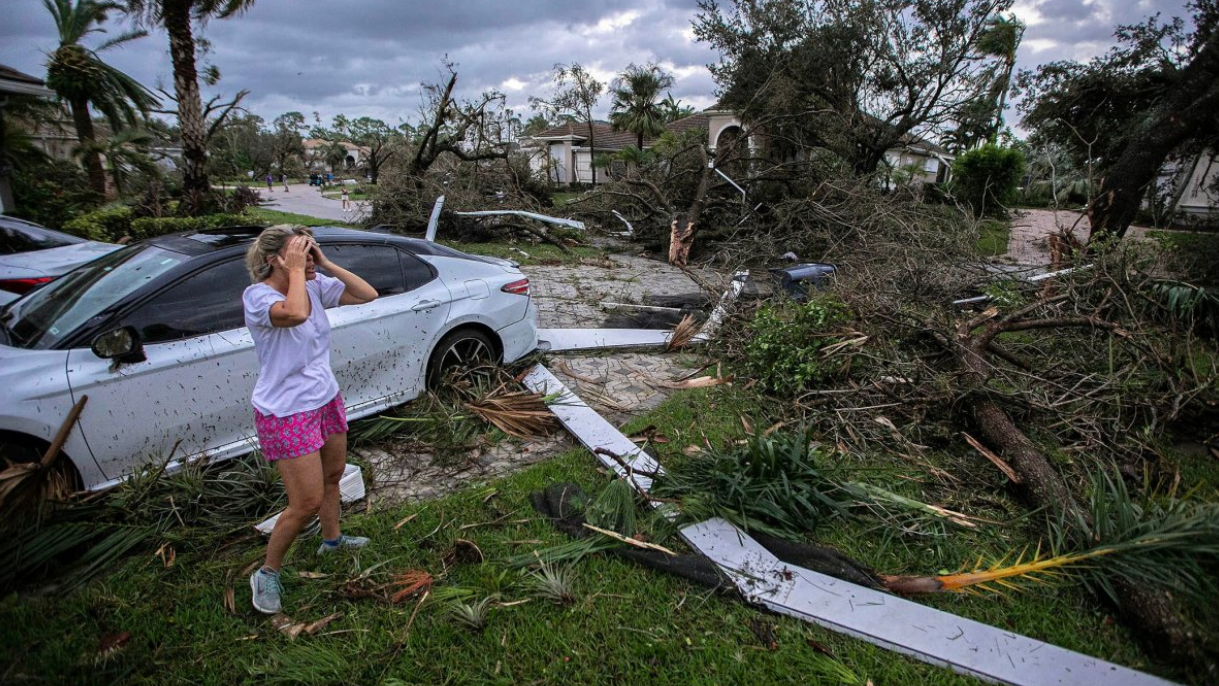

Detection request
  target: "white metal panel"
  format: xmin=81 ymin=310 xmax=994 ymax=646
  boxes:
xmin=681 ymin=518 xmax=1179 ymax=686
xmin=536 ymin=328 xmax=671 ymax=351
xmin=521 ymin=364 xmax=661 ymax=490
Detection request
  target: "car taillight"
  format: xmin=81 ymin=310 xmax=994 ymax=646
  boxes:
xmin=0 ymin=277 xmax=53 ymax=295
xmin=501 ymin=278 xmax=530 ymax=296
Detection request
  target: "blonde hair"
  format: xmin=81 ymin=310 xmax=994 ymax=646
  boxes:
xmin=245 ymin=225 xmax=314 ymax=282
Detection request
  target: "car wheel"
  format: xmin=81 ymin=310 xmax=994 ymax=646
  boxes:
xmin=427 ymin=328 xmax=498 ymax=389
xmin=0 ymin=435 xmax=42 ymax=466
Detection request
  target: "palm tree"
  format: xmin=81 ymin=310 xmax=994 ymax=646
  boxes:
xmin=122 ymin=0 xmax=256 ymax=204
xmin=608 ymin=64 xmax=675 ymax=150
xmin=976 ymin=15 xmax=1024 ymax=142
xmin=77 ymin=128 xmax=160 ymax=195
xmin=43 ymin=0 xmax=157 ymax=197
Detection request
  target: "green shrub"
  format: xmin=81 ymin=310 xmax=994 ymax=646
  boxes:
xmin=743 ymin=295 xmax=855 ymax=396
xmin=951 ymin=144 xmax=1026 ymax=218
xmin=8 ymin=159 xmax=101 ymax=230
xmin=61 ymin=205 xmax=134 ymax=242
xmin=129 ymin=213 xmax=262 ymax=239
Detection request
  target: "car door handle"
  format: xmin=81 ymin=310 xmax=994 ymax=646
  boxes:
xmin=411 ymin=300 xmax=442 ymax=312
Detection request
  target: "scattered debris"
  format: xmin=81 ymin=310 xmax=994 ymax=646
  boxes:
xmin=443 ymin=539 xmax=485 ymax=567
xmin=97 ymin=631 xmax=131 ymax=657
xmin=272 ymin=612 xmax=343 ymax=640
xmin=665 ymin=314 xmax=700 ymax=351
xmin=391 ymin=570 xmax=434 ymax=604
xmin=462 ymin=386 xmax=556 ymax=438
xmin=525 ymin=364 xmax=1178 ymax=686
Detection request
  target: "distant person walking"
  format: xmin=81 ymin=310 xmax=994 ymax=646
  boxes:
xmin=282 ymin=173 xmax=290 ymax=192
xmin=265 ymin=173 xmax=273 ymax=192
xmin=244 ymin=225 xmax=378 ymax=615
xmin=341 ymin=188 xmax=350 ymax=211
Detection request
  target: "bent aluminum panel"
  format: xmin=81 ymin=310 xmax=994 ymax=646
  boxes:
xmin=682 ymin=518 xmax=1178 ymax=686
xmin=521 ymin=364 xmax=661 ymax=490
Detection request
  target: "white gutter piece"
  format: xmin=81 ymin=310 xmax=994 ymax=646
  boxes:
xmin=425 ymin=195 xmax=446 ymax=242
xmin=682 ymin=518 xmax=1178 ymax=686
xmin=521 ymin=365 xmax=663 ymax=491
xmin=453 ymin=210 xmax=585 ymax=231
xmin=536 ymin=328 xmax=672 ymax=352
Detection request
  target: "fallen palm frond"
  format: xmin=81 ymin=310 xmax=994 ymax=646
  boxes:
xmin=463 ymin=385 xmax=556 ymax=438
xmin=654 ymin=432 xmax=855 ymax=539
xmin=665 ymin=314 xmax=700 ymax=351
xmin=505 ymin=538 xmax=613 ymax=568
xmin=881 ymin=543 xmax=1090 ymax=595
xmin=582 ymin=523 xmax=677 ymax=555
xmin=582 ymin=478 xmax=639 ymax=535
xmin=843 ymin=482 xmax=1000 ymax=529
xmin=883 ymin=470 xmax=1219 ymax=602
xmin=0 ymin=396 xmax=88 ymax=530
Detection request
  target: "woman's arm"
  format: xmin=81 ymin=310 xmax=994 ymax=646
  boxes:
xmin=269 ymin=236 xmax=312 ymax=327
xmin=311 ymin=242 xmax=378 ymax=305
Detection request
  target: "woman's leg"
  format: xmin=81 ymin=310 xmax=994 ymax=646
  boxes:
xmin=265 ymin=451 xmax=325 ymax=570
xmin=317 ymin=431 xmax=348 ymax=541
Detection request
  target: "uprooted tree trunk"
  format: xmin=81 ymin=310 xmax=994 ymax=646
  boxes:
xmin=954 ymin=302 xmax=1213 ymax=672
xmin=668 ymin=146 xmax=715 ymax=268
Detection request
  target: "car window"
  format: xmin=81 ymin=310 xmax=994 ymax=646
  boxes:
xmin=401 ymin=252 xmax=435 ymax=291
xmin=2 ymin=244 xmax=186 ymax=350
xmin=323 ymin=244 xmax=406 ymax=296
xmin=0 ymin=222 xmax=82 ymax=255
xmin=120 ymin=259 xmax=249 ymax=344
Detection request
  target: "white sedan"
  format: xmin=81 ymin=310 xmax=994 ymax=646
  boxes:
xmin=0 ymin=226 xmax=537 ymax=491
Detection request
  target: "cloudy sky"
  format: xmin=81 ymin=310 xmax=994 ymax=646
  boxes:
xmin=0 ymin=0 xmax=1193 ymax=131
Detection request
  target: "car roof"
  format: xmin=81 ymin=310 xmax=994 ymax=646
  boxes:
xmin=140 ymin=225 xmax=495 ymax=263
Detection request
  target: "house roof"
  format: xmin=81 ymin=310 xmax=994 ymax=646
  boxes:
xmin=0 ymin=64 xmax=53 ymax=98
xmin=302 ymin=138 xmax=369 ymax=154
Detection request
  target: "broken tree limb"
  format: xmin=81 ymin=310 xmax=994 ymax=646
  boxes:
xmin=668 ymin=146 xmax=714 ymax=267
xmin=957 ymin=307 xmax=1212 ymax=672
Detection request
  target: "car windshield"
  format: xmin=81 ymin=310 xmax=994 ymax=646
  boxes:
xmin=0 ymin=222 xmax=85 ymax=254
xmin=1 ymin=244 xmax=186 ymax=350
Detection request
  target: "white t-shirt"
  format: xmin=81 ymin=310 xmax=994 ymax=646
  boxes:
xmin=243 ymin=274 xmax=346 ymax=417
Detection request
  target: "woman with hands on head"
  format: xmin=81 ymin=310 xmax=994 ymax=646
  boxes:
xmin=241 ymin=225 xmax=378 ymax=614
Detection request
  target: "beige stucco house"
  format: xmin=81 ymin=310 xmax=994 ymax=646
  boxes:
xmin=527 ymin=105 xmax=953 ymax=186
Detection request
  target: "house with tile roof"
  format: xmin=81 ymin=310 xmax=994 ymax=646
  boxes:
xmin=525 ymin=104 xmax=953 ymax=186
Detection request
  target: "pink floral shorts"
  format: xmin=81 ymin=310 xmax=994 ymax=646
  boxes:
xmin=254 ymin=393 xmax=348 ymax=461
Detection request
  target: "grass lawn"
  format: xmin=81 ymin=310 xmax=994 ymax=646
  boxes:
xmin=2 ymin=379 xmax=1193 ymax=685
xmin=976 ymin=219 xmax=1012 ymax=257
xmin=245 ymin=207 xmax=358 ymax=228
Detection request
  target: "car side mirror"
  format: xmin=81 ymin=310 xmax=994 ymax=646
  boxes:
xmin=91 ymin=326 xmax=146 ymax=363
